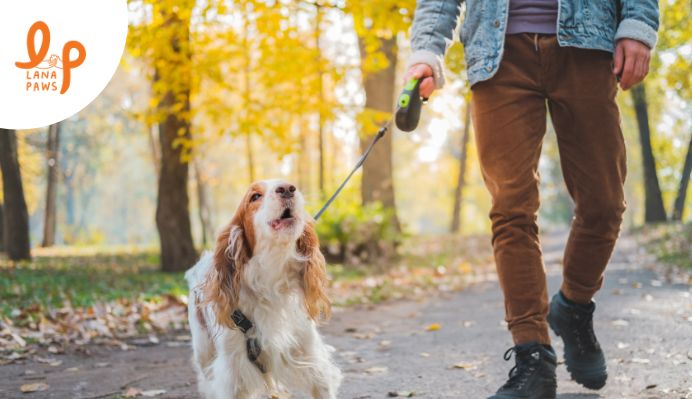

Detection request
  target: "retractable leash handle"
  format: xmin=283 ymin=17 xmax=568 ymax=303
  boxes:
xmin=395 ymin=78 xmax=426 ymax=132
xmin=314 ymin=79 xmax=427 ymax=220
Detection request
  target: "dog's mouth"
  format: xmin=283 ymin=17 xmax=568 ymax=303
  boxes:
xmin=270 ymin=207 xmax=296 ymax=230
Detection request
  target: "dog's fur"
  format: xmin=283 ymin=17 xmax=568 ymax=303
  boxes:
xmin=185 ymin=180 xmax=342 ymax=399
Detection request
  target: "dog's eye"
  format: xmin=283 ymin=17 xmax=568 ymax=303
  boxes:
xmin=249 ymin=193 xmax=262 ymax=202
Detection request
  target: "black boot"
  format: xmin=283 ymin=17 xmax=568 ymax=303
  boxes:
xmin=488 ymin=342 xmax=557 ymax=399
xmin=547 ymin=291 xmax=607 ymax=389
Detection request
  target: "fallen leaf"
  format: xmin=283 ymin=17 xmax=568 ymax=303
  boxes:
xmin=612 ymin=319 xmax=629 ymax=327
xmin=420 ymin=352 xmax=430 ymax=358
xmin=124 ymin=387 xmax=142 ymax=398
xmin=631 ymin=358 xmax=650 ymax=364
xmin=34 ymin=357 xmax=62 ymax=367
xmin=425 ymin=323 xmax=441 ymax=332
xmin=141 ymin=389 xmax=166 ymax=397
xmin=388 ymin=391 xmax=414 ymax=397
xmin=452 ymin=362 xmax=477 ymax=370
xmin=364 ymin=366 xmax=388 ymax=374
xmin=20 ymin=383 xmax=49 ymax=393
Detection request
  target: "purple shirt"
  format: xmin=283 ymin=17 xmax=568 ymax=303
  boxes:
xmin=506 ymin=0 xmax=559 ymax=35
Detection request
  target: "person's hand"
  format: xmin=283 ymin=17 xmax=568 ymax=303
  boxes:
xmin=404 ymin=64 xmax=435 ymax=98
xmin=613 ymin=39 xmax=651 ymax=90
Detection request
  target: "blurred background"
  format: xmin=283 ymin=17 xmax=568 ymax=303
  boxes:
xmin=0 ymin=0 xmax=690 ymax=345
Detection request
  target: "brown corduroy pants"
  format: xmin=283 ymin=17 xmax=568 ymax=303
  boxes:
xmin=471 ymin=34 xmax=626 ymax=345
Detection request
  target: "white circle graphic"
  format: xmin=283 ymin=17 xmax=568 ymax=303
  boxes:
xmin=0 ymin=1 xmax=128 ymax=129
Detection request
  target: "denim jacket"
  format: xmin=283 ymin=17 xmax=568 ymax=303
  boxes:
xmin=408 ymin=0 xmax=659 ymax=87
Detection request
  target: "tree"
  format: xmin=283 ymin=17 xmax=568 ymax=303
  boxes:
xmin=450 ymin=102 xmax=471 ymax=233
xmin=42 ymin=122 xmax=61 ymax=247
xmin=672 ymin=134 xmax=691 ymax=221
xmin=193 ymin=158 xmax=214 ymax=246
xmin=656 ymin=0 xmax=692 ymax=222
xmin=0 ymin=203 xmax=5 ymax=253
xmin=631 ymin=84 xmax=667 ymax=223
xmin=350 ymin=0 xmax=415 ymax=232
xmin=140 ymin=0 xmax=198 ymax=272
xmin=357 ymin=36 xmax=400 ymax=231
xmin=0 ymin=129 xmax=31 ymax=261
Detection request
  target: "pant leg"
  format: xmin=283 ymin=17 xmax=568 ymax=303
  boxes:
xmin=542 ymin=37 xmax=627 ymax=304
xmin=471 ymin=34 xmax=550 ymax=345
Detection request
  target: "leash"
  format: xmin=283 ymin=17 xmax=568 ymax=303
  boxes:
xmin=313 ymin=77 xmax=425 ymax=221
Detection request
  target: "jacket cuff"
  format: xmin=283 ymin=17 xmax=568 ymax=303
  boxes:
xmin=407 ymin=50 xmax=446 ymax=89
xmin=615 ymin=18 xmax=658 ymax=49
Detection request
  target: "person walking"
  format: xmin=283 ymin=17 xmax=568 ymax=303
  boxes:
xmin=405 ymin=1 xmax=659 ymax=397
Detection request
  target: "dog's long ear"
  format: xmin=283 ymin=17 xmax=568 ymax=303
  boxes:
xmin=203 ymin=222 xmax=250 ymax=329
xmin=297 ymin=222 xmax=331 ymax=321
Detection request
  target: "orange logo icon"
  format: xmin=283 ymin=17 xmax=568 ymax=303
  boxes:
xmin=15 ymin=21 xmax=86 ymax=94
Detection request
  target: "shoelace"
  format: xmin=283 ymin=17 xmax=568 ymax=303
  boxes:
xmin=500 ymin=346 xmax=538 ymax=391
xmin=572 ymin=311 xmax=600 ymax=354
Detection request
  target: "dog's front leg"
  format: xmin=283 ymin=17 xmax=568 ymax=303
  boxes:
xmin=306 ymin=337 xmax=342 ymax=399
xmin=209 ymin=353 xmax=258 ymax=399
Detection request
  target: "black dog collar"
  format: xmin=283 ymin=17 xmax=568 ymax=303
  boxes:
xmin=231 ymin=309 xmax=266 ymax=373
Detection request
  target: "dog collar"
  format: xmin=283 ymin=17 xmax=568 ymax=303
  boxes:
xmin=231 ymin=310 xmax=266 ymax=373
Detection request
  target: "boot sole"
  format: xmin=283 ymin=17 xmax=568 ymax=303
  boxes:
xmin=548 ymin=315 xmax=607 ymax=390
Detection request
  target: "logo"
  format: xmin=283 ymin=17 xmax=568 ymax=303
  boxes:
xmin=0 ymin=0 xmax=127 ymax=130
xmin=16 ymin=21 xmax=86 ymax=94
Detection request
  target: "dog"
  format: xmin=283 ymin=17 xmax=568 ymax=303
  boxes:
xmin=185 ymin=179 xmax=342 ymax=399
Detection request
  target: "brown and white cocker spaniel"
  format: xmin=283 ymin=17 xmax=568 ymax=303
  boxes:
xmin=185 ymin=180 xmax=342 ymax=399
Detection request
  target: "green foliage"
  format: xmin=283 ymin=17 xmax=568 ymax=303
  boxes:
xmin=640 ymin=222 xmax=692 ymax=269
xmin=315 ymin=200 xmax=403 ymax=267
xmin=0 ymin=250 xmax=186 ymax=319
xmin=445 ymin=42 xmax=466 ymax=76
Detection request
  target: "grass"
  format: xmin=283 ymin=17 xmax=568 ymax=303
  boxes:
xmin=0 ymin=247 xmax=371 ymax=319
xmin=0 ymin=234 xmax=492 ymax=322
xmin=637 ymin=222 xmax=692 ymax=269
xmin=0 ymin=248 xmax=187 ymax=318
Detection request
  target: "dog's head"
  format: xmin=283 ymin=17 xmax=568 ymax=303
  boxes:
xmin=204 ymin=180 xmax=330 ymax=328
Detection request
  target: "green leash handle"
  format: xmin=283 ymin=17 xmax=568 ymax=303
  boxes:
xmin=395 ymin=78 xmax=426 ymax=132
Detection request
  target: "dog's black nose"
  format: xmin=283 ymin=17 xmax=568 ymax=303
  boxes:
xmin=275 ymin=184 xmax=296 ymax=198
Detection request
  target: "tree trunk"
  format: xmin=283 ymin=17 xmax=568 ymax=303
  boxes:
xmin=147 ymin=121 xmax=161 ymax=180
xmin=450 ymin=103 xmax=472 ymax=233
xmin=0 ymin=129 xmax=32 ymax=261
xmin=154 ymin=4 xmax=197 ymax=272
xmin=315 ymin=4 xmax=326 ymax=198
xmin=193 ymin=158 xmax=214 ymax=247
xmin=242 ymin=12 xmax=256 ymax=184
xmin=42 ymin=122 xmax=61 ymax=247
xmin=672 ymin=134 xmax=692 ymax=221
xmin=245 ymin=132 xmax=255 ymax=184
xmin=297 ymin=118 xmax=310 ymax=192
xmin=358 ymin=36 xmax=400 ymax=231
xmin=631 ymin=84 xmax=667 ymax=223
xmin=0 ymin=203 xmax=5 ymax=253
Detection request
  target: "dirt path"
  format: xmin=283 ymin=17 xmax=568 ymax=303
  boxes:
xmin=1 ymin=234 xmax=690 ymax=398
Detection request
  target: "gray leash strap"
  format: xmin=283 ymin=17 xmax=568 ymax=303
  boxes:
xmin=313 ymin=120 xmax=392 ymax=221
